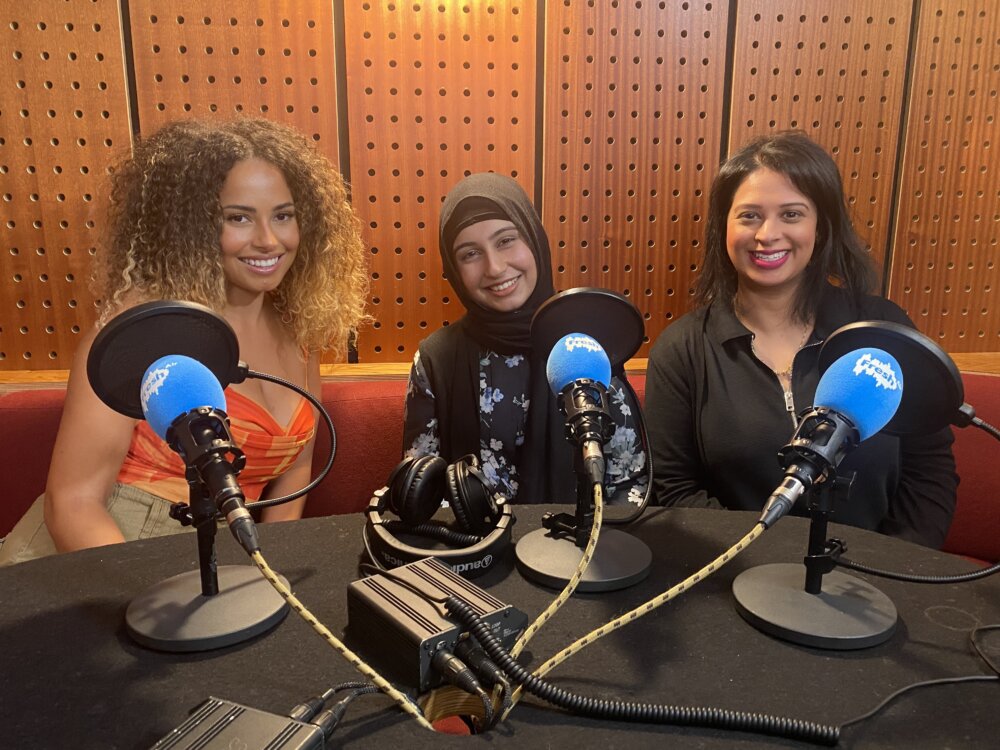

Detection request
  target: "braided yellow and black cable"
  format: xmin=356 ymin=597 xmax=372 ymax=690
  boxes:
xmin=503 ymin=521 xmax=766 ymax=718
xmin=510 ymin=485 xmax=605 ymax=658
xmin=251 ymin=550 xmax=434 ymax=731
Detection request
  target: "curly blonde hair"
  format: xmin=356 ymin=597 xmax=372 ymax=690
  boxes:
xmin=96 ymin=118 xmax=368 ymax=356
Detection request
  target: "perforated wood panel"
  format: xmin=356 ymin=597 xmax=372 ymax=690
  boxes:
xmin=728 ymin=1 xmax=914 ymax=271
xmin=343 ymin=2 xmax=537 ymax=361
xmin=128 ymin=1 xmax=339 ymax=163
xmin=543 ymin=1 xmax=730 ymax=352
xmin=888 ymin=2 xmax=1000 ymax=350
xmin=3 ymin=2 xmax=1000 ymax=375
xmin=0 ymin=2 xmax=132 ymax=370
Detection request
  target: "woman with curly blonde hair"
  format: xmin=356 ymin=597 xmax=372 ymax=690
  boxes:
xmin=0 ymin=118 xmax=368 ymax=564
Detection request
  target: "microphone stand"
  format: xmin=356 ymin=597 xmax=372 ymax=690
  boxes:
xmin=187 ymin=463 xmax=222 ymax=596
xmin=124 ymin=411 xmax=290 ymax=653
xmin=516 ymin=381 xmax=652 ymax=593
xmin=732 ymin=472 xmax=898 ymax=650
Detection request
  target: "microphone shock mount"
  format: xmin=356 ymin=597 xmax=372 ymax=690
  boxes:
xmin=558 ymin=379 xmax=613 ymax=448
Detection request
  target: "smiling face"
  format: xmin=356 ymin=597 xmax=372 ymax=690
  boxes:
xmin=453 ymin=218 xmax=538 ymax=313
xmin=218 ymin=158 xmax=300 ymax=301
xmin=725 ymin=167 xmax=818 ymax=296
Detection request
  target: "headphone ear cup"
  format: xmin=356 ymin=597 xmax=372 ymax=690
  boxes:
xmin=384 ymin=456 xmax=416 ymax=514
xmin=447 ymin=454 xmax=501 ymax=536
xmin=389 ymin=455 xmax=447 ymax=527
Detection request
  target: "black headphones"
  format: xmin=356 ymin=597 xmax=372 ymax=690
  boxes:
xmin=363 ymin=453 xmax=514 ymax=578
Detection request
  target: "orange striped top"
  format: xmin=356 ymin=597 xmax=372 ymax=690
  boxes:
xmin=117 ymin=389 xmax=316 ymax=504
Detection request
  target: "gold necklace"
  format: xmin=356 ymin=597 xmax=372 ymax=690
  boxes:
xmin=733 ymin=303 xmax=812 ymax=379
xmin=749 ymin=327 xmax=810 ymax=380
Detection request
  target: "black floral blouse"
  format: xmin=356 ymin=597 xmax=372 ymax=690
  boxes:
xmin=403 ymin=348 xmax=647 ymax=507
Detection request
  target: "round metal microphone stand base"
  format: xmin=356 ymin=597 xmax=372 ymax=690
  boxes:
xmin=125 ymin=565 xmax=289 ymax=652
xmin=732 ymin=563 xmax=897 ymax=650
xmin=515 ymin=527 xmax=652 ymax=592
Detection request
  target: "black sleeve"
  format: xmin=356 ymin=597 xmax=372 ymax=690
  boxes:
xmin=877 ymin=425 xmax=958 ymax=548
xmin=862 ymin=296 xmax=959 ymax=548
xmin=644 ymin=327 xmax=725 ymax=509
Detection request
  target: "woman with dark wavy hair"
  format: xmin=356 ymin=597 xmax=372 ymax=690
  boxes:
xmin=0 ymin=118 xmax=368 ymax=564
xmin=644 ymin=131 xmax=957 ymax=547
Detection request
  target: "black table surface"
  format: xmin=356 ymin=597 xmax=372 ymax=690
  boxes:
xmin=1 ymin=506 xmax=998 ymax=749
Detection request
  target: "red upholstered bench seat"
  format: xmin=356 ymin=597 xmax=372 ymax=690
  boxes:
xmin=0 ymin=388 xmax=65 ymax=537
xmin=0 ymin=380 xmax=410 ymax=535
xmin=941 ymin=373 xmax=1000 ymax=562
xmin=305 ymin=379 xmax=408 ymax=517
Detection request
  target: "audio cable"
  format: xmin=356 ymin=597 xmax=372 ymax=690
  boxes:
xmin=314 ymin=683 xmax=385 ymax=737
xmin=836 ymin=554 xmax=1000 ymax=583
xmin=832 ymin=408 xmax=1000 ymax=584
xmin=833 ymin=411 xmax=998 ymax=582
xmin=377 ymin=522 xmax=832 ymax=743
xmin=455 ymin=636 xmax=514 ymax=719
xmin=445 ymin=593 xmax=840 ymax=745
xmin=238 ymin=368 xmax=337 ymax=512
xmin=287 ymin=682 xmax=381 ymax=739
xmin=358 ymin=513 xmax=594 ymax=732
xmin=509 ymin=484 xmax=605 ymax=659
xmin=250 ymin=550 xmax=435 ymax=731
xmin=418 ymin=639 xmax=513 ymax=732
xmin=504 ymin=520 xmax=766 ymax=716
xmin=430 ymin=649 xmax=494 ymax=729
xmin=839 ymin=623 xmax=1000 ymax=738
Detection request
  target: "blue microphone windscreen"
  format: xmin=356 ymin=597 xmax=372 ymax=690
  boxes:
xmin=546 ymin=333 xmax=612 ymax=394
xmin=814 ymin=347 xmax=903 ymax=441
xmin=140 ymin=354 xmax=227 ymax=440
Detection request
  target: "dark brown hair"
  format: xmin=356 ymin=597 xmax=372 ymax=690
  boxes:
xmin=695 ymin=130 xmax=877 ymax=322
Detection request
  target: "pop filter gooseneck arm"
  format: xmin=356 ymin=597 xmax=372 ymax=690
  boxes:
xmin=602 ymin=372 xmax=652 ymax=526
xmin=233 ymin=364 xmax=337 ymax=511
xmin=835 ymin=406 xmax=1000 ymax=583
xmin=818 ymin=321 xmax=999 ymax=582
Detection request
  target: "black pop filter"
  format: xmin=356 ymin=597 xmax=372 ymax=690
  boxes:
xmin=87 ymin=300 xmax=241 ymax=419
xmin=818 ymin=320 xmax=964 ymax=435
xmin=531 ymin=288 xmax=644 ymax=371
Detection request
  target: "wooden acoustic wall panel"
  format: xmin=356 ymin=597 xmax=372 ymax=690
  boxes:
xmin=0 ymin=1 xmax=131 ymax=371
xmin=343 ymin=2 xmax=536 ymax=361
xmin=128 ymin=1 xmax=339 ymax=164
xmin=888 ymin=2 xmax=1000 ymax=351
xmin=543 ymin=1 xmax=730 ymax=353
xmin=729 ymin=2 xmax=914 ymax=271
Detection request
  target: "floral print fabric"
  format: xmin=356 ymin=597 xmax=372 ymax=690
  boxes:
xmin=403 ymin=348 xmax=647 ymax=507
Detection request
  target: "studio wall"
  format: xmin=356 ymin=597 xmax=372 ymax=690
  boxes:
xmin=2 ymin=0 xmax=998 ymax=371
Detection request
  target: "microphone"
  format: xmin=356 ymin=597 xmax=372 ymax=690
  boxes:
xmin=546 ymin=333 xmax=614 ymax=488
xmin=140 ymin=355 xmax=260 ymax=554
xmin=760 ymin=347 xmax=904 ymax=528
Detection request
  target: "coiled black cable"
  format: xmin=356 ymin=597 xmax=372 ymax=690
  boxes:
xmin=444 ymin=596 xmax=840 ymax=746
xmin=384 ymin=520 xmax=482 ymax=547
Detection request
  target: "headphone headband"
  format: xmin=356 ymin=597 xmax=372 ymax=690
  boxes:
xmin=365 ymin=495 xmax=513 ymax=578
